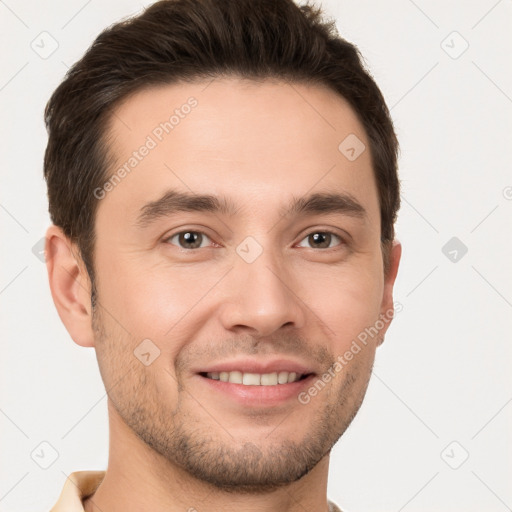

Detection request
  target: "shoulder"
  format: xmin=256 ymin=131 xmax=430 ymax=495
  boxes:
xmin=49 ymin=471 xmax=105 ymax=512
xmin=328 ymin=500 xmax=344 ymax=512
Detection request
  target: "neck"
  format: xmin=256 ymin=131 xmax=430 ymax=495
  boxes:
xmin=83 ymin=401 xmax=331 ymax=512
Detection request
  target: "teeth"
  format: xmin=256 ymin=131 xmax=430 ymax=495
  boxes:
xmin=277 ymin=371 xmax=288 ymax=384
xmin=206 ymin=371 xmax=303 ymax=386
xmin=242 ymin=373 xmax=261 ymax=385
xmin=261 ymin=372 xmax=278 ymax=385
xmin=228 ymin=371 xmax=243 ymax=384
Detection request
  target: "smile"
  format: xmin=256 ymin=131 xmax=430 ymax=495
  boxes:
xmin=202 ymin=371 xmax=308 ymax=386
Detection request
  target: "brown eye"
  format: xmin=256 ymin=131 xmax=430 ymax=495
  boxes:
xmin=297 ymin=231 xmax=343 ymax=249
xmin=167 ymin=231 xmax=210 ymax=249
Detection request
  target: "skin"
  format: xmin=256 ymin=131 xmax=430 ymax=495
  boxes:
xmin=46 ymin=78 xmax=401 ymax=512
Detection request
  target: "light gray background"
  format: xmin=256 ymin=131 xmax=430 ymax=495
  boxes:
xmin=1 ymin=1 xmax=511 ymax=511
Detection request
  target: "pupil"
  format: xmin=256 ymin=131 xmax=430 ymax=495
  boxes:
xmin=310 ymin=232 xmax=330 ymax=248
xmin=181 ymin=232 xmax=201 ymax=248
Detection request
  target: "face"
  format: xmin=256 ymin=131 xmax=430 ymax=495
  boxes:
xmin=90 ymin=78 xmax=399 ymax=491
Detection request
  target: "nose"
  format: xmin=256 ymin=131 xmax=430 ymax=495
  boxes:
xmin=218 ymin=251 xmax=306 ymax=338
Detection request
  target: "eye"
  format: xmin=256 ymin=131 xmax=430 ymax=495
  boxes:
xmin=166 ymin=230 xmax=212 ymax=249
xmin=296 ymin=231 xmax=344 ymax=249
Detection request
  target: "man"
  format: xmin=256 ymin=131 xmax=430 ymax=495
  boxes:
xmin=44 ymin=0 xmax=401 ymax=510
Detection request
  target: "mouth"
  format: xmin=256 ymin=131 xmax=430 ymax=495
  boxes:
xmin=194 ymin=360 xmax=317 ymax=407
xmin=200 ymin=370 xmax=312 ymax=386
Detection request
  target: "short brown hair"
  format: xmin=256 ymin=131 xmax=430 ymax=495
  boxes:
xmin=44 ymin=0 xmax=400 ymax=291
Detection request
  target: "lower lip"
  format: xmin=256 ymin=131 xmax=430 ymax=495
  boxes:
xmin=196 ymin=374 xmax=316 ymax=407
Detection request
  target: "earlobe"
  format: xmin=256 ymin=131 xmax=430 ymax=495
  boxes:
xmin=377 ymin=239 xmax=402 ymax=345
xmin=45 ymin=225 xmax=95 ymax=348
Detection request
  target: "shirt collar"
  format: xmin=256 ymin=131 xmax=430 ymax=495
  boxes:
xmin=50 ymin=471 xmax=105 ymax=512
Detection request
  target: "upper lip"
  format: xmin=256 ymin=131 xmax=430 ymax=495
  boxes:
xmin=195 ymin=358 xmax=316 ymax=375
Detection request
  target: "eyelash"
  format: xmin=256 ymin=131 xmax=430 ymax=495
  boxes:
xmin=164 ymin=229 xmax=346 ymax=251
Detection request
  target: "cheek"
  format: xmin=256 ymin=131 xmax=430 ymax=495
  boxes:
xmin=313 ymin=263 xmax=384 ymax=350
xmin=95 ymin=255 xmax=223 ymax=345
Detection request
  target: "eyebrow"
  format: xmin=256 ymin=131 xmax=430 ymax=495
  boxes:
xmin=135 ymin=188 xmax=367 ymax=228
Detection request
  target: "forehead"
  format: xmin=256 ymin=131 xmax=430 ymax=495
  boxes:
xmin=100 ymin=77 xmax=379 ymax=225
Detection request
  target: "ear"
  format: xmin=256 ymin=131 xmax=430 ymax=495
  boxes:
xmin=377 ymin=239 xmax=402 ymax=346
xmin=45 ymin=225 xmax=95 ymax=347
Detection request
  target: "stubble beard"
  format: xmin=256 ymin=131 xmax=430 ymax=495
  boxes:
xmin=92 ymin=305 xmax=373 ymax=494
